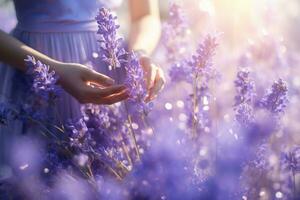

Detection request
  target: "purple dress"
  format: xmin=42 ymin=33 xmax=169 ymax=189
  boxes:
xmin=0 ymin=0 xmax=123 ymax=180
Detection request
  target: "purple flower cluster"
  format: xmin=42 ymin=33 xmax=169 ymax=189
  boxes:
xmin=282 ymin=147 xmax=300 ymax=172
xmin=164 ymin=4 xmax=219 ymax=140
xmin=235 ymin=103 xmax=255 ymax=128
xmin=162 ymin=2 xmax=189 ymax=63
xmin=67 ymin=118 xmax=90 ymax=151
xmin=189 ymin=35 xmax=218 ymax=78
xmin=169 ymin=60 xmax=193 ymax=83
xmin=167 ymin=10 xmax=218 ymax=119
xmin=0 ymin=56 xmax=61 ymax=125
xmin=125 ymin=52 xmax=152 ymax=115
xmin=233 ymin=77 xmax=290 ymax=198
xmin=168 ymin=2 xmax=187 ymax=30
xmin=25 ymin=55 xmax=60 ymax=102
xmin=96 ymin=7 xmax=149 ymax=115
xmin=234 ymin=69 xmax=256 ymax=106
xmin=187 ymin=35 xmax=218 ymax=136
xmin=63 ymin=102 xmax=151 ymax=180
xmin=96 ymin=7 xmax=127 ymax=70
xmin=20 ymin=56 xmax=61 ymax=122
xmin=260 ymin=78 xmax=288 ymax=115
xmin=164 ymin=3 xmax=193 ymax=84
xmin=124 ymin=132 xmax=203 ymax=200
xmin=234 ymin=69 xmax=256 ymax=127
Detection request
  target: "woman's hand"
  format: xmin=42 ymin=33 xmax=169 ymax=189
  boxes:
xmin=0 ymin=30 xmax=128 ymax=105
xmin=139 ymin=56 xmax=166 ymax=102
xmin=52 ymin=62 xmax=129 ymax=104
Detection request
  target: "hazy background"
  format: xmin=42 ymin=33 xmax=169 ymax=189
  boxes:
xmin=1 ymin=0 xmax=299 ymax=52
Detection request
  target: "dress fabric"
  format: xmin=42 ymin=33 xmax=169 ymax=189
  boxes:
xmin=0 ymin=0 xmax=123 ymax=179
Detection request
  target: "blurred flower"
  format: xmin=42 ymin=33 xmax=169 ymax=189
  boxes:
xmin=234 ymin=69 xmax=256 ymax=106
xmin=260 ymin=78 xmax=288 ymax=115
xmin=189 ymin=35 xmax=218 ymax=78
xmin=234 ymin=69 xmax=256 ymax=128
xmin=235 ymin=103 xmax=255 ymax=128
xmin=126 ymin=132 xmax=201 ymax=200
xmin=185 ymin=35 xmax=218 ymax=136
xmin=169 ymin=60 xmax=192 ymax=83
xmin=162 ymin=2 xmax=189 ymax=63
xmin=282 ymin=147 xmax=300 ymax=172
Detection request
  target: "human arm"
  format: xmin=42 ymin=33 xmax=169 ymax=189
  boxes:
xmin=0 ymin=30 xmax=128 ymax=104
xmin=128 ymin=0 xmax=165 ymax=101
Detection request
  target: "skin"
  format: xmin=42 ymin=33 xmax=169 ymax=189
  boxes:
xmin=128 ymin=0 xmax=165 ymax=101
xmin=0 ymin=0 xmax=165 ymax=104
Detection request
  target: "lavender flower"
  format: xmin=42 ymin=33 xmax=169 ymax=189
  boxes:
xmin=183 ymin=35 xmax=218 ymax=137
xmin=234 ymin=69 xmax=256 ymax=127
xmin=25 ymin=55 xmax=60 ymax=102
xmin=96 ymin=7 xmax=127 ymax=70
xmin=168 ymin=3 xmax=187 ymax=31
xmin=260 ymin=78 xmax=288 ymax=115
xmin=282 ymin=147 xmax=300 ymax=172
xmin=162 ymin=2 xmax=189 ymax=63
xmin=19 ymin=55 xmax=61 ymax=122
xmin=169 ymin=60 xmax=192 ymax=83
xmin=96 ymin=8 xmax=151 ymax=115
xmin=94 ymin=7 xmax=154 ymax=177
xmin=66 ymin=103 xmax=139 ymax=178
xmin=234 ymin=69 xmax=256 ymax=106
xmin=235 ymin=103 xmax=255 ymax=128
xmin=124 ymin=52 xmax=151 ymax=115
xmin=125 ymin=132 xmax=201 ymax=200
xmin=67 ymin=118 xmax=88 ymax=141
xmin=165 ymin=3 xmax=192 ymax=83
xmin=189 ymin=35 xmax=218 ymax=78
xmin=81 ymin=104 xmax=125 ymax=148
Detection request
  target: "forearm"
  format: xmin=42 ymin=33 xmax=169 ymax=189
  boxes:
xmin=128 ymin=0 xmax=161 ymax=55
xmin=0 ymin=30 xmax=61 ymax=72
xmin=128 ymin=16 xmax=161 ymax=55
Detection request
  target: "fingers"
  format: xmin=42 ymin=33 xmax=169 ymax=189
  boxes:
xmin=147 ymin=64 xmax=157 ymax=90
xmin=88 ymin=70 xmax=115 ymax=87
xmin=146 ymin=67 xmax=166 ymax=102
xmin=95 ymin=90 xmax=129 ymax=105
xmin=83 ymin=84 xmax=127 ymax=99
xmin=140 ymin=56 xmax=156 ymax=90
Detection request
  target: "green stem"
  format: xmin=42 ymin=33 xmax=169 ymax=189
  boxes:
xmin=121 ymin=141 xmax=133 ymax=167
xmin=192 ymin=75 xmax=199 ymax=139
xmin=124 ymin=103 xmax=141 ymax=161
xmin=293 ymin=170 xmax=296 ymax=199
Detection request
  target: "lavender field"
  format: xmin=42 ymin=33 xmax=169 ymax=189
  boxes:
xmin=1 ymin=0 xmax=300 ymax=199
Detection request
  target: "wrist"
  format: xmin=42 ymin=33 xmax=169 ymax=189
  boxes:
xmin=49 ymin=60 xmax=65 ymax=74
xmin=134 ymin=49 xmax=148 ymax=58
